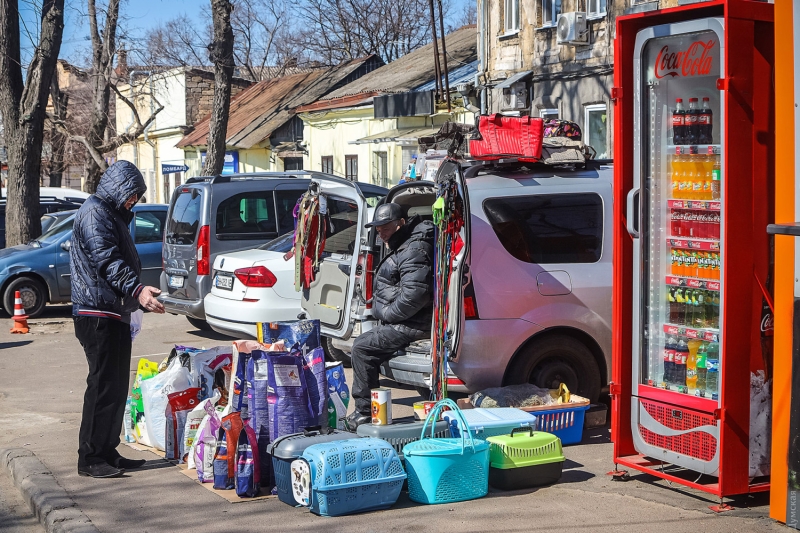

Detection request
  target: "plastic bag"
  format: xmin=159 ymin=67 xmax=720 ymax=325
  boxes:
xmin=326 ymin=362 xmax=350 ymax=430
xmin=192 ymin=402 xmax=222 ymax=481
xmin=140 ymin=358 xmax=192 ymax=451
xmin=165 ymin=388 xmax=201 ymax=461
xmin=130 ymin=310 xmax=144 ymax=342
xmin=260 ymin=319 xmax=321 ymax=352
xmin=469 ymin=383 xmax=557 ymax=409
xmin=183 ymin=390 xmax=220 ymax=464
xmin=131 ymin=359 xmax=159 ymax=444
xmin=188 ymin=346 xmax=233 ymax=400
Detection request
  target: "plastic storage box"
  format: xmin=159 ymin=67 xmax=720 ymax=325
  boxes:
xmin=533 ymin=404 xmax=590 ymax=445
xmin=486 ymin=428 xmax=565 ymax=490
xmin=444 ymin=408 xmax=536 ymax=439
xmin=298 ymin=438 xmax=406 ymax=516
xmin=266 ymin=427 xmax=356 ymax=506
xmin=357 ymin=420 xmax=451 ymax=460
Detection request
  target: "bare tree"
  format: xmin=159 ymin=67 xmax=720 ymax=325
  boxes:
xmin=0 ymin=0 xmax=65 ymax=245
xmin=202 ymin=0 xmax=235 ymax=176
xmin=140 ymin=14 xmax=212 ymax=68
xmin=232 ymin=0 xmax=303 ymax=80
xmin=48 ymin=74 xmax=69 ymax=187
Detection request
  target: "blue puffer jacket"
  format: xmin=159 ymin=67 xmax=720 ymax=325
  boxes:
xmin=70 ymin=161 xmax=148 ymax=320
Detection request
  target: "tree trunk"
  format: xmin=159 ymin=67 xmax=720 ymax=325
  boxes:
xmin=203 ymin=0 xmax=235 ymax=176
xmin=0 ymin=0 xmax=65 ymax=246
xmin=84 ymin=159 xmax=103 ymax=194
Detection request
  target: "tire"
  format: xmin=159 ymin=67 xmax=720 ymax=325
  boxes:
xmin=3 ymin=276 xmax=48 ymax=319
xmin=505 ymin=335 xmax=602 ymax=403
xmin=322 ymin=336 xmax=351 ymax=367
xmin=186 ymin=316 xmax=213 ymax=331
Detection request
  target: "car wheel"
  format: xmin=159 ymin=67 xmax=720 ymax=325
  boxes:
xmin=186 ymin=316 xmax=213 ymax=331
xmin=322 ymin=336 xmax=351 ymax=367
xmin=506 ymin=335 xmax=601 ymax=403
xmin=3 ymin=276 xmax=48 ymax=319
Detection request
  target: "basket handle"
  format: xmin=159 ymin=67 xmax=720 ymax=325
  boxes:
xmin=511 ymin=426 xmax=534 ymax=438
xmin=419 ymin=398 xmax=477 ymax=454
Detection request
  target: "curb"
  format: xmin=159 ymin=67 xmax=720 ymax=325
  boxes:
xmin=1 ymin=448 xmax=100 ymax=533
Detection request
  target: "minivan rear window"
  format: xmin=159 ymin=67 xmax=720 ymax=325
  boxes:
xmin=167 ymin=189 xmax=202 ymax=244
xmin=216 ymin=192 xmax=277 ymax=238
xmin=323 ymin=199 xmax=360 ymax=255
xmin=483 ymin=193 xmax=603 ymax=264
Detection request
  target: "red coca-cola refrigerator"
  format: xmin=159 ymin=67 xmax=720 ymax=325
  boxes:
xmin=611 ymin=0 xmax=774 ymax=501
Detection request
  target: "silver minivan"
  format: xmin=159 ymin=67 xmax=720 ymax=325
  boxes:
xmin=301 ymin=160 xmax=613 ymax=402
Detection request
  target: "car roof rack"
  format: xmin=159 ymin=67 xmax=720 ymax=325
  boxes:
xmin=463 ymin=157 xmax=612 ymax=176
xmin=181 ymin=171 xmax=388 ymax=194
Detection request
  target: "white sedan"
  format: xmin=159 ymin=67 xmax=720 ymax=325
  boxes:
xmin=204 ymin=232 xmax=299 ymax=339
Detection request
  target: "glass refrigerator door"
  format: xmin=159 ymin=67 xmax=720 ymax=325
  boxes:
xmin=639 ymin=28 xmax=724 ymax=403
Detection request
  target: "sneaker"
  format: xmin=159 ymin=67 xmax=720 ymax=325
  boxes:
xmin=78 ymin=463 xmax=124 ymax=478
xmin=343 ymin=412 xmax=370 ymax=432
xmin=109 ymin=457 xmax=146 ymax=470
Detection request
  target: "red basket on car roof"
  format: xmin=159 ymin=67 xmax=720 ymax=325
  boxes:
xmin=470 ymin=114 xmax=544 ymax=162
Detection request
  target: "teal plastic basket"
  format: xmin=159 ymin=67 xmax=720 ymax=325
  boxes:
xmin=402 ymin=398 xmax=490 ymax=505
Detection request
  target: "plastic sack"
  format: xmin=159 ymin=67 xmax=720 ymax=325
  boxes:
xmin=469 ymin=383 xmax=558 ymax=409
xmin=140 ymin=358 xmax=193 ymax=451
xmin=304 ymin=347 xmax=328 ymax=428
xmin=165 ymin=388 xmax=201 ymax=461
xmin=130 ymin=310 xmax=144 ymax=342
xmin=188 ymin=346 xmax=233 ymax=400
xmin=260 ymin=319 xmax=321 ymax=352
xmin=192 ymin=402 xmax=223 ymax=481
xmin=265 ymin=346 xmax=327 ymax=441
xmin=326 ymin=362 xmax=350 ymax=430
xmin=131 ymin=359 xmax=159 ymax=444
xmin=214 ymin=412 xmax=261 ymax=497
xmin=229 ymin=340 xmax=274 ymax=417
xmin=183 ymin=390 xmax=220 ymax=464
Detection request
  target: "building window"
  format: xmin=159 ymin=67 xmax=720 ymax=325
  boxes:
xmin=374 ymin=152 xmax=388 ymax=188
xmin=283 ymin=157 xmax=303 ymax=171
xmin=321 ymin=156 xmax=333 ymax=174
xmin=542 ymin=0 xmax=561 ymax=27
xmin=540 ymin=108 xmax=559 ymax=120
xmin=505 ymin=0 xmax=520 ymax=32
xmin=587 ymin=0 xmax=607 ymax=18
xmin=585 ymin=104 xmax=609 ymax=159
xmin=345 ymin=155 xmax=358 ymax=181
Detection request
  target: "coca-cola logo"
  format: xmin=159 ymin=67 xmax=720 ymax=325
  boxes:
xmin=666 ymin=326 xmax=679 ymax=335
xmin=761 ymin=313 xmax=774 ymax=333
xmin=655 ymin=40 xmax=716 ymax=79
xmin=707 ymin=282 xmax=720 ymax=291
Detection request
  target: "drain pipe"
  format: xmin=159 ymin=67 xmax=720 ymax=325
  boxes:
xmin=143 ymin=73 xmax=157 ymax=202
xmin=125 ymin=70 xmax=149 ymax=168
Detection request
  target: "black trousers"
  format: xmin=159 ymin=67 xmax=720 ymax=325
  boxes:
xmin=74 ymin=316 xmax=132 ymax=467
xmin=350 ymin=325 xmax=427 ymax=415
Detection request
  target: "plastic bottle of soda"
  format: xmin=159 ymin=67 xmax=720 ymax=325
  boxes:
xmin=670 ymin=151 xmax=682 ymax=198
xmin=711 ymin=290 xmax=720 ymax=328
xmin=704 ymin=289 xmax=715 ymax=327
xmin=668 ymin=286 xmax=678 ymax=323
xmin=690 ymin=150 xmax=704 ymax=200
xmin=686 ymin=98 xmax=700 ymax=145
xmin=703 ymin=148 xmax=715 ymax=200
xmin=692 ymin=289 xmax=706 ymax=329
xmin=673 ymin=99 xmax=686 ymax=145
xmin=711 ymin=155 xmax=722 ymax=200
xmin=670 ymin=209 xmax=683 ymax=237
xmin=679 ymin=154 xmax=692 ymax=199
xmin=663 ymin=335 xmax=677 ymax=384
xmin=675 ymin=338 xmax=689 ymax=387
xmin=696 ymin=342 xmax=708 ymax=394
xmin=705 ymin=343 xmax=720 ymax=394
xmin=686 ymin=339 xmax=702 ymax=393
xmin=699 ymin=97 xmax=713 ymax=144
xmin=674 ymin=288 xmax=687 ymax=325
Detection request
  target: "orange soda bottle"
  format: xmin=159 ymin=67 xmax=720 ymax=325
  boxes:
xmin=686 ymin=339 xmax=702 ymax=393
xmin=690 ymin=150 xmax=704 ymax=200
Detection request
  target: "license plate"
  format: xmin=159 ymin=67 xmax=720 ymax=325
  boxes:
xmin=168 ymin=275 xmax=184 ymax=289
xmin=215 ymin=274 xmax=233 ymax=290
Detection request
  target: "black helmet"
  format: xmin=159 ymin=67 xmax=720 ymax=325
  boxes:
xmin=365 ymin=202 xmax=404 ymax=228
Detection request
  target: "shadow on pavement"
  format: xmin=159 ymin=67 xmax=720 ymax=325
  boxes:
xmin=0 ymin=340 xmax=33 ymax=350
xmin=185 ymin=329 xmax=238 ymax=342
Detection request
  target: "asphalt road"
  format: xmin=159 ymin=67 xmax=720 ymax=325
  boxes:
xmin=0 ymin=305 xmax=788 ymax=532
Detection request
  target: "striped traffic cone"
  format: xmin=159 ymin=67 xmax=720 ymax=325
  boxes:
xmin=10 ymin=291 xmax=29 ymax=334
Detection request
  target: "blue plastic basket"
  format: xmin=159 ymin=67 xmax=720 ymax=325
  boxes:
xmin=533 ymin=404 xmax=590 ymax=445
xmin=402 ymin=399 xmax=490 ymax=505
xmin=301 ymin=438 xmax=406 ymax=516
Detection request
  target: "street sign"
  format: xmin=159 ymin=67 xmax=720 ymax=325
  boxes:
xmin=162 ymin=164 xmax=189 ymax=174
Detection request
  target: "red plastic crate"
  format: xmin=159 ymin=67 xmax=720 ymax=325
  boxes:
xmin=470 ymin=114 xmax=543 ymax=161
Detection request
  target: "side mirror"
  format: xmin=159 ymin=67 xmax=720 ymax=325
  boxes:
xmin=60 ymin=240 xmax=71 ymax=252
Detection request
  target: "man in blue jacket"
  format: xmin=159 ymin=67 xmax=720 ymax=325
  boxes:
xmin=71 ymin=161 xmax=164 ymax=478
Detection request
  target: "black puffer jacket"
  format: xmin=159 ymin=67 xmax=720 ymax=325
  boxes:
xmin=70 ymin=161 xmax=148 ymax=317
xmin=372 ymin=215 xmax=435 ymax=335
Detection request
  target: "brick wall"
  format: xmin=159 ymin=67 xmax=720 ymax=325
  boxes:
xmin=184 ymin=69 xmax=252 ymax=127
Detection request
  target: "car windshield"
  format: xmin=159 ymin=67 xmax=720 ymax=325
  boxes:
xmin=38 ymin=214 xmax=75 ymax=244
xmin=258 ymin=230 xmax=295 ymax=253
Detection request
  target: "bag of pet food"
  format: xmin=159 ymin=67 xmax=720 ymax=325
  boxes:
xmin=141 ymin=357 xmax=193 ymax=451
xmin=188 ymin=346 xmax=233 ymax=400
xmin=183 ymin=390 xmax=221 ymax=464
xmin=260 ymin=319 xmax=321 ymax=352
xmin=165 ymin=387 xmax=201 ymax=461
xmin=326 ymin=362 xmax=350 ymax=430
xmin=193 ymin=402 xmax=222 ymax=482
xmin=265 ymin=347 xmax=327 ymax=441
xmin=213 ymin=412 xmax=261 ymax=496
xmin=131 ymin=359 xmax=159 ymax=444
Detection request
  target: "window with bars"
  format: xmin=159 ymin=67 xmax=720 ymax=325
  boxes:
xmin=321 ymin=156 xmax=333 ymax=174
xmin=345 ymin=155 xmax=358 ymax=181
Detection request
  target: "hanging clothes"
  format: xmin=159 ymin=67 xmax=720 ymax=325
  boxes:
xmin=293 ymin=190 xmax=327 ymax=291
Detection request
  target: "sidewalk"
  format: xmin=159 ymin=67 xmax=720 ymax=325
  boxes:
xmin=0 ymin=308 xmax=787 ymax=532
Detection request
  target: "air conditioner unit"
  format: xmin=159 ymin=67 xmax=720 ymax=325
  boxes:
xmin=501 ymin=81 xmax=527 ymax=111
xmin=557 ymin=12 xmax=588 ymax=45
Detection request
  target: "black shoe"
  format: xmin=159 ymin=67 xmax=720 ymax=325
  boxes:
xmin=343 ymin=412 xmax=370 ymax=432
xmin=109 ymin=457 xmax=146 ymax=470
xmin=78 ymin=463 xmax=124 ymax=478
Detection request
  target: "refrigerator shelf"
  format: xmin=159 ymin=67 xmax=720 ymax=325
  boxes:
xmin=667 ymin=144 xmax=722 ymax=154
xmin=667 ymin=199 xmax=721 ymax=211
xmin=667 ymin=238 xmax=721 ymax=251
xmin=646 ymin=380 xmax=720 ymax=401
xmin=663 ymin=323 xmax=720 ymax=342
xmin=665 ymin=276 xmax=721 ymax=291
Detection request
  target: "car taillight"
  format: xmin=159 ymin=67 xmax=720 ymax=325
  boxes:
xmin=196 ymin=225 xmax=210 ymax=275
xmin=234 ymin=266 xmax=277 ymax=287
xmin=464 ymin=295 xmax=478 ymax=319
xmin=358 ymin=252 xmax=374 ymax=309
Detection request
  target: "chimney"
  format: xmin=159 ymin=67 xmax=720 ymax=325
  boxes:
xmin=116 ymin=49 xmax=128 ymax=78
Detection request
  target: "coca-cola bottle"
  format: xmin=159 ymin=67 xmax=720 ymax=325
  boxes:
xmin=672 ymin=99 xmax=686 ymax=145
xmin=685 ymin=98 xmax=700 ymax=145
xmin=699 ymin=97 xmax=713 ymax=144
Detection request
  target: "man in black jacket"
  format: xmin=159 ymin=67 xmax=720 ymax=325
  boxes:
xmin=345 ymin=203 xmax=435 ymax=430
xmin=71 ymin=161 xmax=164 ymax=478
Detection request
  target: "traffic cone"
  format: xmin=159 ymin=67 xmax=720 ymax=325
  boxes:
xmin=10 ymin=291 xmax=29 ymax=334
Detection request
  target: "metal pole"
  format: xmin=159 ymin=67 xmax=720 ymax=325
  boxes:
xmin=436 ymin=0 xmax=451 ymax=112
xmin=427 ymin=0 xmax=443 ymax=100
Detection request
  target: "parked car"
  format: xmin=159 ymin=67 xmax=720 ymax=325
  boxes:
xmin=300 ymin=161 xmax=613 ymax=403
xmin=159 ymin=172 xmax=387 ymax=332
xmin=0 ymin=203 xmax=168 ymax=317
xmin=41 ymin=210 xmax=78 ymax=235
xmin=0 ymin=188 xmax=91 ymax=248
